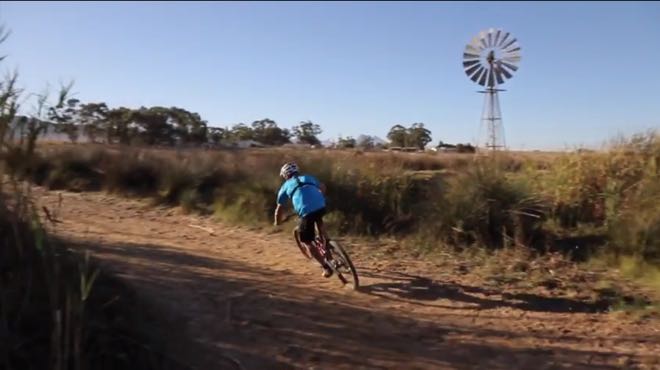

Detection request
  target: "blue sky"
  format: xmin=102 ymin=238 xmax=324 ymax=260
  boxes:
xmin=1 ymin=1 xmax=659 ymax=150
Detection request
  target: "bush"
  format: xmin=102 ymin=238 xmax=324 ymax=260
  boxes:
xmin=426 ymin=164 xmax=546 ymax=249
xmin=105 ymin=154 xmax=162 ymax=196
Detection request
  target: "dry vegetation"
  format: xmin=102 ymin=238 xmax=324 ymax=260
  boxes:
xmin=3 ymin=91 xmax=658 ymax=370
xmin=10 ymin=132 xmax=660 ymax=277
xmin=0 ymin=185 xmax=190 ymax=369
xmin=0 ymin=31 xmax=188 ymax=369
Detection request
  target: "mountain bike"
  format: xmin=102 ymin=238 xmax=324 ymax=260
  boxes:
xmin=283 ymin=214 xmax=359 ymax=290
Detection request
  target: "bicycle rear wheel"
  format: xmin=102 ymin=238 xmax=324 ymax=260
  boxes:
xmin=326 ymin=240 xmax=359 ymax=290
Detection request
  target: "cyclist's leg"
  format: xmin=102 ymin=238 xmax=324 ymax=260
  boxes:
xmin=310 ymin=209 xmax=332 ymax=278
xmin=299 ymin=211 xmax=328 ymax=270
xmin=314 ymin=208 xmax=328 ymax=244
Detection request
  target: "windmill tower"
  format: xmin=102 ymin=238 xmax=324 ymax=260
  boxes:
xmin=463 ymin=28 xmax=521 ymax=152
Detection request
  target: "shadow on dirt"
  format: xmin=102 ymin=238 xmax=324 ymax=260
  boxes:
xmin=357 ymin=270 xmax=611 ymax=314
xmin=61 ymin=237 xmax=648 ymax=370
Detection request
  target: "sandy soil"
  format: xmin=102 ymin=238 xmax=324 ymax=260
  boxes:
xmin=33 ymin=188 xmax=660 ymax=370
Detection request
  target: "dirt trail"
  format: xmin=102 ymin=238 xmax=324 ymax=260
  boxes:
xmin=34 ymin=188 xmax=659 ymax=370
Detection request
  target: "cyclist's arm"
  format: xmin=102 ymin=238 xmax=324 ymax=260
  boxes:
xmin=275 ymin=184 xmax=289 ymax=226
xmin=274 ymin=203 xmax=286 ymax=226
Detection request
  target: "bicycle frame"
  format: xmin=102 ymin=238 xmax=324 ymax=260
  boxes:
xmin=287 ymin=215 xmax=359 ymax=289
xmin=309 ymin=233 xmax=330 ymax=261
xmin=286 ymin=214 xmax=338 ymax=269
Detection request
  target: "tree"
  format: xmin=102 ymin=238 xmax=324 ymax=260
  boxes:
xmin=23 ymin=85 xmax=72 ymax=154
xmin=292 ymin=120 xmax=322 ymax=145
xmin=105 ymin=107 xmax=134 ymax=145
xmin=336 ymin=136 xmax=356 ymax=149
xmin=356 ymin=135 xmax=375 ymax=149
xmin=229 ymin=123 xmax=254 ymax=141
xmin=78 ymin=102 xmax=109 ymax=143
xmin=164 ymin=107 xmax=208 ymax=144
xmin=207 ymin=127 xmax=229 ymax=145
xmin=387 ymin=123 xmax=432 ymax=149
xmin=1 ymin=31 xmax=75 ymax=153
xmin=0 ymin=28 xmax=22 ymax=153
xmin=47 ymin=83 xmax=80 ymax=143
xmin=456 ymin=143 xmax=476 ymax=153
xmin=130 ymin=107 xmax=175 ymax=145
xmin=387 ymin=124 xmax=408 ymax=147
xmin=407 ymin=122 xmax=432 ymax=149
xmin=251 ymin=118 xmax=290 ymax=145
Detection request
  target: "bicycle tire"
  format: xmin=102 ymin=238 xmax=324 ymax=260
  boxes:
xmin=327 ymin=240 xmax=359 ymax=290
xmin=292 ymin=227 xmax=312 ymax=260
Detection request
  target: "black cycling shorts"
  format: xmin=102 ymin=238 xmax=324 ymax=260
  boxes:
xmin=298 ymin=208 xmax=326 ymax=243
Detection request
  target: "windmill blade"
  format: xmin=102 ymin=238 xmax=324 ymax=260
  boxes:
xmin=467 ymin=68 xmax=482 ymax=81
xmin=469 ymin=67 xmax=483 ymax=84
xmin=502 ymin=37 xmax=518 ymax=50
xmin=469 ymin=36 xmax=483 ymax=50
xmin=470 ymin=66 xmax=485 ymax=84
xmin=463 ymin=59 xmax=481 ymax=67
xmin=498 ymin=32 xmax=511 ymax=47
xmin=478 ymin=68 xmax=489 ymax=86
xmin=502 ymin=51 xmax=521 ymax=63
xmin=463 ymin=60 xmax=481 ymax=70
xmin=494 ymin=67 xmax=505 ymax=85
xmin=465 ymin=43 xmax=481 ymax=54
xmin=479 ymin=37 xmax=488 ymax=49
xmin=463 ymin=52 xmax=480 ymax=61
xmin=502 ymin=38 xmax=519 ymax=50
xmin=478 ymin=31 xmax=489 ymax=49
xmin=503 ymin=49 xmax=521 ymax=58
xmin=493 ymin=29 xmax=502 ymax=47
xmin=499 ymin=64 xmax=517 ymax=78
xmin=505 ymin=46 xmax=521 ymax=54
xmin=497 ymin=61 xmax=513 ymax=79
xmin=500 ymin=60 xmax=519 ymax=72
xmin=487 ymin=31 xmax=493 ymax=47
xmin=464 ymin=62 xmax=482 ymax=77
xmin=487 ymin=68 xmax=496 ymax=87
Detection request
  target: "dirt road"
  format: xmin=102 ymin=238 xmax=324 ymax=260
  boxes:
xmin=34 ymin=188 xmax=659 ymax=370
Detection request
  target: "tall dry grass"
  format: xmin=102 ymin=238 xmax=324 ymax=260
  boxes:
xmin=0 ymin=186 xmax=190 ymax=370
xmin=10 ymin=134 xmax=656 ymax=265
xmin=1 ymin=33 xmax=188 ymax=370
xmin=523 ymin=131 xmax=660 ymax=262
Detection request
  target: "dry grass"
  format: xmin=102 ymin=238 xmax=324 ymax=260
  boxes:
xmin=1 ymin=63 xmax=188 ymax=369
xmin=5 ymin=132 xmax=659 ymax=301
xmin=14 ymin=134 xmax=657 ymax=254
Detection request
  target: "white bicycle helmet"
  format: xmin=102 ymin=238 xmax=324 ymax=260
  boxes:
xmin=279 ymin=162 xmax=299 ymax=178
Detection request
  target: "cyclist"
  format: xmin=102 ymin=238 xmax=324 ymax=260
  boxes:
xmin=273 ymin=162 xmax=332 ymax=278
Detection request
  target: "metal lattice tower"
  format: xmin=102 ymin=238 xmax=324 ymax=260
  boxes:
xmin=463 ymin=28 xmax=521 ymax=152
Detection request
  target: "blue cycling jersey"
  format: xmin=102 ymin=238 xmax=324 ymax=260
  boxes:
xmin=277 ymin=174 xmax=326 ymax=217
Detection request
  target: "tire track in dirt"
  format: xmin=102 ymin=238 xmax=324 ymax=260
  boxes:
xmin=34 ymin=188 xmax=660 ymax=370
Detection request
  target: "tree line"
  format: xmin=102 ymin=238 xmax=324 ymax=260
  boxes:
xmin=18 ymin=97 xmax=473 ymax=151
xmin=40 ymin=98 xmax=326 ymax=147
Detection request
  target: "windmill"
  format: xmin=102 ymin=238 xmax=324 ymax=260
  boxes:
xmin=463 ymin=28 xmax=521 ymax=152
